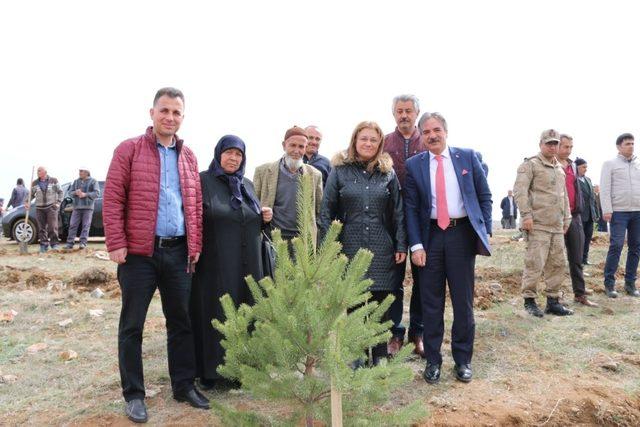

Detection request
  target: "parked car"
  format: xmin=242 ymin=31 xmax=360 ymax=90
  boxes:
xmin=2 ymin=181 xmax=105 ymax=244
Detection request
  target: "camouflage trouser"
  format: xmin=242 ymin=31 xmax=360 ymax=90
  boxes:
xmin=521 ymin=230 xmax=566 ymax=298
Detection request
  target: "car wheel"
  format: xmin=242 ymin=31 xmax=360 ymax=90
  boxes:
xmin=12 ymin=218 xmax=37 ymax=244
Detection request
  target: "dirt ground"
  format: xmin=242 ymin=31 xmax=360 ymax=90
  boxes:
xmin=1 ymin=231 xmax=640 ymax=426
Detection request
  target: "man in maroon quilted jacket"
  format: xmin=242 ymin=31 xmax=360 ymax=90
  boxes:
xmin=103 ymin=87 xmax=206 ymax=423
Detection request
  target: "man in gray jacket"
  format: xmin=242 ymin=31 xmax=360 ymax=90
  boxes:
xmin=31 ymin=166 xmax=64 ymax=252
xmin=65 ymin=167 xmax=100 ymax=249
xmin=600 ymin=133 xmax=640 ymax=298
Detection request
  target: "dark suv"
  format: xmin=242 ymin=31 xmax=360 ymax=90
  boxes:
xmin=1 ymin=181 xmax=105 ymax=244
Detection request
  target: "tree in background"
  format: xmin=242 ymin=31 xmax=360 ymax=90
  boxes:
xmin=213 ymin=174 xmax=425 ymax=426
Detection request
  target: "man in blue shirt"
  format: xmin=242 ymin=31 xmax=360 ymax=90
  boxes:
xmin=104 ymin=87 xmax=207 ymax=423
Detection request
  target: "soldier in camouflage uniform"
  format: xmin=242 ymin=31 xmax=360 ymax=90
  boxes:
xmin=513 ymin=129 xmax=574 ymax=317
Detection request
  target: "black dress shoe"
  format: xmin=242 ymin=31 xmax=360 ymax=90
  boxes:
xmin=174 ymin=388 xmax=210 ymax=409
xmin=125 ymin=399 xmax=148 ymax=423
xmin=454 ymin=364 xmax=473 ymax=383
xmin=193 ymin=387 xmax=210 ymax=402
xmin=423 ymin=363 xmax=441 ymax=384
xmin=199 ymin=378 xmax=216 ymax=390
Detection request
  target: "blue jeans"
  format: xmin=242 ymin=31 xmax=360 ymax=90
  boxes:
xmin=604 ymin=211 xmax=640 ymax=287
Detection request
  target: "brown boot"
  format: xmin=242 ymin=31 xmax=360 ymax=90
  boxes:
xmin=574 ymin=295 xmax=598 ymax=307
xmin=411 ymin=335 xmax=425 ymax=358
xmin=387 ymin=337 xmax=403 ymax=356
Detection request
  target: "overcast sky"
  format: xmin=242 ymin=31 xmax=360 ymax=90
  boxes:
xmin=2 ymin=1 xmax=638 ymax=220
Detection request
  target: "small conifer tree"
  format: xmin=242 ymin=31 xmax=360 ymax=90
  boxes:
xmin=213 ymin=174 xmax=426 ymax=426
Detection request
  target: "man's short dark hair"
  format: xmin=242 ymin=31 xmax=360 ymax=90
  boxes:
xmin=616 ymin=133 xmax=634 ymax=145
xmin=153 ymin=87 xmax=185 ymax=106
xmin=16 ymin=178 xmax=24 ymax=185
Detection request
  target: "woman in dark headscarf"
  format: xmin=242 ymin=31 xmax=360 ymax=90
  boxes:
xmin=191 ymin=135 xmax=272 ymax=389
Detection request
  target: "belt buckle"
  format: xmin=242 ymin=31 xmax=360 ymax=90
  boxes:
xmin=158 ymin=237 xmax=168 ymax=248
xmin=449 ymin=219 xmax=457 ymax=228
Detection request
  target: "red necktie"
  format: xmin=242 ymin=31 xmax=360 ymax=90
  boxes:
xmin=435 ymin=155 xmax=450 ymax=230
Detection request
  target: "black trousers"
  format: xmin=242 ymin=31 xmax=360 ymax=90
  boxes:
xmin=419 ymin=222 xmax=477 ymax=366
xmin=582 ymin=219 xmax=594 ymax=264
xmin=564 ymin=214 xmax=586 ymax=297
xmin=117 ymin=241 xmax=196 ymax=401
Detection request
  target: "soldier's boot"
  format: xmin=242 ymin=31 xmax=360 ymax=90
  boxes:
xmin=605 ymin=285 xmax=618 ymax=298
xmin=524 ymin=298 xmax=544 ymax=318
xmin=545 ymin=297 xmax=574 ymax=316
xmin=624 ymin=282 xmax=640 ymax=297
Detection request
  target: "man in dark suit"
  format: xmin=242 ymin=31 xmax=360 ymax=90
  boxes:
xmin=404 ymin=112 xmax=492 ymax=384
xmin=500 ymin=190 xmax=518 ymax=229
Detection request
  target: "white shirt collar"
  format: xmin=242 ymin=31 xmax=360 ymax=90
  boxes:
xmin=429 ymin=146 xmax=451 ymax=161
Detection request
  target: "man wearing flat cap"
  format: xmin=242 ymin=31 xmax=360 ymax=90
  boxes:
xmin=253 ymin=126 xmax=323 ymax=244
xmin=513 ymin=129 xmax=574 ymax=318
xmin=65 ymin=167 xmax=100 ymax=249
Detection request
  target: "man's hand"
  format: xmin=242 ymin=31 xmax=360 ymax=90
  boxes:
xmin=563 ymin=223 xmax=570 ymax=234
xmin=411 ymin=249 xmax=426 ymax=267
xmin=395 ymin=252 xmax=406 ymax=264
xmin=109 ymin=247 xmax=128 ymax=264
xmin=261 ymin=207 xmax=273 ymax=223
xmin=521 ymin=217 xmax=533 ymax=231
xmin=603 ymin=213 xmax=612 ymax=222
xmin=187 ymin=252 xmax=200 ymax=273
xmin=78 ymin=191 xmax=87 ymax=198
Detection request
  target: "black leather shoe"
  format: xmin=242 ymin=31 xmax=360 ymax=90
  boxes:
xmin=524 ymin=298 xmax=544 ymax=318
xmin=174 ymin=389 xmax=210 ymax=409
xmin=545 ymin=297 xmax=574 ymax=316
xmin=193 ymin=387 xmax=210 ymax=402
xmin=454 ymin=364 xmax=473 ymax=383
xmin=199 ymin=378 xmax=216 ymax=390
xmin=423 ymin=363 xmax=441 ymax=384
xmin=125 ymin=399 xmax=148 ymax=423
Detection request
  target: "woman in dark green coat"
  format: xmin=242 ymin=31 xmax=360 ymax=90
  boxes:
xmin=320 ymin=121 xmax=407 ymax=364
xmin=191 ymin=135 xmax=271 ymax=388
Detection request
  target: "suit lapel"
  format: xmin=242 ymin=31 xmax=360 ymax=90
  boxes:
xmin=420 ymin=152 xmax=432 ymax=208
xmin=449 ymin=146 xmax=465 ymax=195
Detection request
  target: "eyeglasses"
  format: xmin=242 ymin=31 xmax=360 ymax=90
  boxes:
xmin=358 ymin=136 xmax=380 ymax=144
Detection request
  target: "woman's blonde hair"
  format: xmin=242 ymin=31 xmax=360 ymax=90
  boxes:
xmin=346 ymin=121 xmax=386 ymax=172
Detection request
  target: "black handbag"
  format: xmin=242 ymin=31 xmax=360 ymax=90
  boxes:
xmin=261 ymin=227 xmax=276 ymax=278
